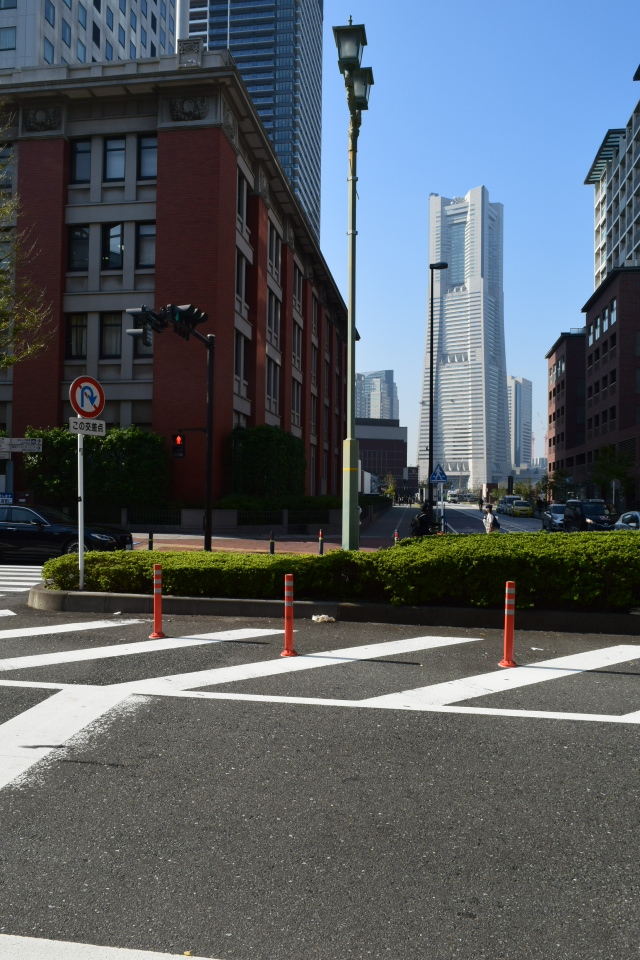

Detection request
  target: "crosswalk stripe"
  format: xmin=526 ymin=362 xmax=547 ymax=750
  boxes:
xmin=0 ymin=934 xmax=222 ymax=959
xmin=360 ymin=645 xmax=640 ymax=708
xmin=0 ymin=619 xmax=142 ymax=641
xmin=0 ymin=627 xmax=282 ymax=672
xmin=0 ymin=610 xmax=16 ymax=617
xmin=127 ymin=635 xmax=478 ymax=694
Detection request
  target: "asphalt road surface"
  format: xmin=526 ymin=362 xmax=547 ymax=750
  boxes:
xmin=0 ymin=586 xmax=639 ymax=959
xmin=445 ymin=502 xmax=542 ymax=535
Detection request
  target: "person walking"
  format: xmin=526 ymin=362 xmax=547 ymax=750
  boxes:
xmin=478 ymin=496 xmax=484 ymax=512
xmin=483 ymin=504 xmax=499 ymax=533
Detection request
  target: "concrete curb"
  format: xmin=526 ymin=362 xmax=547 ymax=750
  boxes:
xmin=28 ymin=583 xmax=640 ymax=635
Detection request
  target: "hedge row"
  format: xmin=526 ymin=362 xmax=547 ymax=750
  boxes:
xmin=41 ymin=532 xmax=640 ymax=612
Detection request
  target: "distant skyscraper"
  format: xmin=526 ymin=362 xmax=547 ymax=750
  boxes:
xmin=187 ymin=0 xmax=323 ymax=238
xmin=0 ymin=0 xmax=175 ymax=69
xmin=356 ymin=370 xmax=399 ymax=421
xmin=418 ymin=187 xmax=510 ymax=490
xmin=507 ymin=376 xmax=532 ymax=469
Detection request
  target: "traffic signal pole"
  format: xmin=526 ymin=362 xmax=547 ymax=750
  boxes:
xmin=204 ymin=333 xmax=215 ymax=552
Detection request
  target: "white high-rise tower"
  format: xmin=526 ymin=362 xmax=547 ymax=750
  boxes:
xmin=418 ymin=187 xmax=510 ymax=490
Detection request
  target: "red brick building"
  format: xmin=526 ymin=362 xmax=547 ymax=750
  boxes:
xmin=3 ymin=41 xmax=347 ymax=503
xmin=546 ymin=267 xmax=640 ymax=504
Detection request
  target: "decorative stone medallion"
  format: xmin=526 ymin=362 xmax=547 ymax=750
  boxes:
xmin=169 ymin=97 xmax=209 ymax=122
xmin=23 ymin=107 xmax=61 ymax=132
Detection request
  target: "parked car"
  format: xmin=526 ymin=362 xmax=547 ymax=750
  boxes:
xmin=510 ymin=500 xmax=533 ymax=518
xmin=614 ymin=511 xmax=640 ymax=531
xmin=563 ymin=500 xmax=618 ymax=532
xmin=0 ymin=505 xmax=133 ymax=559
xmin=541 ymin=503 xmax=565 ymax=531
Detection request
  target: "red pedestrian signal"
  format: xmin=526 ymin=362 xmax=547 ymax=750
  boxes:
xmin=172 ymin=432 xmax=186 ymax=458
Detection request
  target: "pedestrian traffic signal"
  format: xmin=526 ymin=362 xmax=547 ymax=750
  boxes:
xmin=125 ymin=304 xmax=169 ymax=346
xmin=165 ymin=303 xmax=208 ymax=341
xmin=172 ymin=432 xmax=186 ymax=458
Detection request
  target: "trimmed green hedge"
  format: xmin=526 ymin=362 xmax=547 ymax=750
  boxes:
xmin=42 ymin=532 xmax=640 ymax=612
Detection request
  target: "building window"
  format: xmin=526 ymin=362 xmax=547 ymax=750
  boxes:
xmin=311 ymin=344 xmax=317 ymax=385
xmin=62 ymin=18 xmax=71 ymax=44
xmin=291 ymin=378 xmax=301 ymax=427
xmin=63 ymin=0 xmax=71 ymax=9
xmin=234 ymin=330 xmax=248 ymax=397
xmin=78 ymin=2 xmax=86 ymax=25
xmin=611 ymin=298 xmax=617 ymax=324
xmin=70 ymin=140 xmax=91 ymax=183
xmin=602 ymin=306 xmax=609 ymax=333
xmin=118 ymin=24 xmax=125 ymax=46
xmin=293 ymin=263 xmax=303 ymax=312
xmin=151 ymin=12 xmax=156 ymax=30
xmin=150 ymin=41 xmax=156 ymax=56
xmin=77 ymin=39 xmax=86 ymax=61
xmin=130 ymin=9 xmax=136 ymax=27
xmin=159 ymin=27 xmax=165 ymax=46
xmin=594 ymin=315 xmax=601 ymax=340
xmin=266 ymin=357 xmax=280 ymax=414
xmin=119 ymin=0 xmax=125 ymax=11
xmin=160 ymin=0 xmax=166 ymax=16
xmin=136 ymin=222 xmax=155 ymax=267
xmin=138 ymin=135 xmax=157 ymax=179
xmin=324 ymin=359 xmax=330 ymax=398
xmin=292 ymin=321 xmax=302 ymax=370
xmin=101 ymin=223 xmax=124 ymax=270
xmin=43 ymin=37 xmax=54 ymax=62
xmin=312 ymin=295 xmax=318 ymax=335
xmin=105 ymin=39 xmax=113 ymax=58
xmin=588 ymin=324 xmax=594 ymax=347
xmin=235 ymin=250 xmax=248 ymax=305
xmin=141 ymin=0 xmax=146 ymax=14
xmin=0 ymin=0 xmax=17 ymax=7
xmin=66 ymin=314 xmax=87 ymax=358
xmin=45 ymin=0 xmax=55 ymax=25
xmin=100 ymin=312 xmax=122 ymax=358
xmin=267 ymin=291 xmax=280 ymax=348
xmin=104 ymin=137 xmax=125 ymax=180
xmin=130 ymin=41 xmax=136 ymax=58
xmin=141 ymin=25 xmax=146 ymax=46
xmin=268 ymin=222 xmax=281 ymax=281
xmin=92 ymin=22 xmax=100 ymax=45
xmin=237 ymin=169 xmax=248 ymax=224
xmin=310 ymin=393 xmax=317 ymax=435
xmin=106 ymin=5 xmax=113 ymax=27
xmin=68 ymin=225 xmax=90 ymax=271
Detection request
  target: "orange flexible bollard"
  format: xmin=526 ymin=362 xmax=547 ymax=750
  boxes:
xmin=394 ymin=529 xmax=399 ymax=545
xmin=150 ymin=563 xmax=166 ymax=639
xmin=499 ymin=580 xmax=517 ymax=667
xmin=281 ymin=573 xmax=297 ymax=657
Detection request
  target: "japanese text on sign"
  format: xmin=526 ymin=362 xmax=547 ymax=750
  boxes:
xmin=69 ymin=418 xmax=106 ymax=436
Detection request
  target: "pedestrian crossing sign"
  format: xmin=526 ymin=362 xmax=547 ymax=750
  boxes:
xmin=430 ymin=464 xmax=448 ymax=484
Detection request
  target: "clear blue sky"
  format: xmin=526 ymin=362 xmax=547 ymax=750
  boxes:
xmin=319 ymin=0 xmax=640 ymax=462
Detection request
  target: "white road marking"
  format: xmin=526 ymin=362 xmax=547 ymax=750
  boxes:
xmin=0 ymin=627 xmax=282 ymax=673
xmin=0 ymin=685 xmax=130 ymax=790
xmin=0 ymin=619 xmax=142 ymax=641
xmin=125 ymin=634 xmax=477 ymax=694
xmin=0 ymin=609 xmax=16 ymax=617
xmin=360 ymin=645 xmax=640 ymax=708
xmin=0 ymin=934 xmax=221 ymax=959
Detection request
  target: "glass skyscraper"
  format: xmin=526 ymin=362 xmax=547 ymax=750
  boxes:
xmin=187 ymin=0 xmax=322 ymax=238
xmin=418 ymin=186 xmax=510 ymax=490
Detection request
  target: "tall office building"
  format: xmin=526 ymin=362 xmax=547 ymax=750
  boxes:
xmin=507 ymin=375 xmax=532 ymax=469
xmin=0 ymin=0 xmax=176 ymax=69
xmin=186 ymin=0 xmax=323 ymax=238
xmin=356 ymin=370 xmax=399 ymax=421
xmin=418 ymin=187 xmax=510 ymax=490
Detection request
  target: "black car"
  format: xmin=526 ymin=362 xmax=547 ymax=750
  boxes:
xmin=563 ymin=499 xmax=618 ymax=532
xmin=541 ymin=503 xmax=565 ymax=531
xmin=0 ymin=505 xmax=133 ymax=558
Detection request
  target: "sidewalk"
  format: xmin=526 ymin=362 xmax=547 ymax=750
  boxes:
xmin=132 ymin=504 xmax=421 ymax=554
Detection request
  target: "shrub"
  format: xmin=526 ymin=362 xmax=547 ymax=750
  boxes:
xmin=41 ymin=532 xmax=640 ymax=613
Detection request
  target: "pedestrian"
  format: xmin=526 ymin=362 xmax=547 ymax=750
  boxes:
xmin=483 ymin=504 xmax=499 ymax=533
xmin=478 ymin=496 xmax=484 ymax=512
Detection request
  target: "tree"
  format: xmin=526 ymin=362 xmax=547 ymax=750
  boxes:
xmin=0 ymin=134 xmax=51 ymax=366
xmin=380 ymin=472 xmax=396 ymax=499
xmin=231 ymin=425 xmax=306 ymax=501
xmin=590 ymin=445 xmax=633 ymax=498
xmin=22 ymin=426 xmax=171 ymax=509
xmin=514 ymin=479 xmax=533 ymax=500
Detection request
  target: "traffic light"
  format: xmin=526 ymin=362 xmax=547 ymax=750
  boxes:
xmin=172 ymin=432 xmax=186 ymax=458
xmin=125 ymin=304 xmax=169 ymax=346
xmin=165 ymin=303 xmax=208 ymax=340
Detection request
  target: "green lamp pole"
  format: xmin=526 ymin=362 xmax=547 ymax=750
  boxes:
xmin=333 ymin=18 xmax=374 ymax=551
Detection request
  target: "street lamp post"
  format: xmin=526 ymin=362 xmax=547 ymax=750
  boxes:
xmin=333 ymin=19 xmax=374 ymax=551
xmin=427 ymin=262 xmax=448 ymax=520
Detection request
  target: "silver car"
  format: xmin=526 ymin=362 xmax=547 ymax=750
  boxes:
xmin=614 ymin=511 xmax=640 ymax=531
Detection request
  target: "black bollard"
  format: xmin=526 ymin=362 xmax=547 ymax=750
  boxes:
xmin=269 ymin=530 xmax=275 ymax=554
xmin=318 ymin=529 xmax=324 ymax=555
xmin=148 ymin=532 xmax=154 ymax=550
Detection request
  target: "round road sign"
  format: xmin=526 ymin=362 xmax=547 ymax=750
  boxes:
xmin=69 ymin=376 xmax=105 ymax=419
